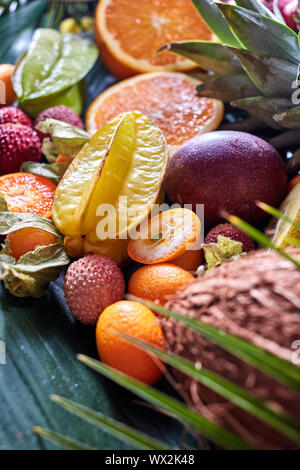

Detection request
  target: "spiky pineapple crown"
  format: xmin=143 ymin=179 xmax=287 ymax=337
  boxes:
xmin=163 ymin=0 xmax=300 ymax=142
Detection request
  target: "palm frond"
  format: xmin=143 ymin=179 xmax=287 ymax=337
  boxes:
xmin=33 ymin=426 xmax=96 ymax=450
xmin=113 ymin=330 xmax=300 ymax=445
xmin=77 ymin=354 xmax=252 ymax=450
xmin=49 ymin=394 xmax=171 ymax=451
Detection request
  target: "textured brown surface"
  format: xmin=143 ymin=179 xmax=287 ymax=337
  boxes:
xmin=163 ymin=248 xmax=300 ymax=449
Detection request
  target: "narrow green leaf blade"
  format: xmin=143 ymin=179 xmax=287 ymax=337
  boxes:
xmin=50 ymin=395 xmax=171 ymax=450
xmin=33 ymin=426 xmax=95 ymax=450
xmin=227 ymin=214 xmax=300 ymax=271
xmin=115 ymin=331 xmax=300 ymax=445
xmin=216 ymin=4 xmax=300 ymax=65
xmin=127 ymin=296 xmax=300 ymax=391
xmin=78 ymin=355 xmax=252 ymax=450
xmin=192 ymin=0 xmax=240 ymax=46
xmin=256 ymin=201 xmax=300 ymax=231
xmin=162 ymin=41 xmax=241 ymax=75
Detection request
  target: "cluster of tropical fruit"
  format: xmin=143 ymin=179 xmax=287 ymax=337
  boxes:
xmin=0 ymin=0 xmax=300 ymax=450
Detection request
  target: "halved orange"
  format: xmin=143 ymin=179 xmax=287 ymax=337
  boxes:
xmin=95 ymin=0 xmax=215 ymax=79
xmin=86 ymin=72 xmax=224 ymax=150
xmin=128 ymin=208 xmax=201 ymax=264
xmin=0 ymin=172 xmax=56 ymax=219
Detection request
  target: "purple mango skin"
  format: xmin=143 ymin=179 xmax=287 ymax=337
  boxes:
xmin=165 ymin=131 xmax=288 ymax=228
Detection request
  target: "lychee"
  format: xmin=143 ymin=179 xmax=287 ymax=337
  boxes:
xmin=0 ymin=123 xmax=42 ymax=175
xmin=34 ymin=105 xmax=83 ymax=141
xmin=205 ymin=223 xmax=255 ymax=252
xmin=0 ymin=106 xmax=32 ymax=127
xmin=63 ymin=254 xmax=125 ymax=325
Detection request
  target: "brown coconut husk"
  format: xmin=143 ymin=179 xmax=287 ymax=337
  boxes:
xmin=162 ymin=248 xmax=300 ymax=450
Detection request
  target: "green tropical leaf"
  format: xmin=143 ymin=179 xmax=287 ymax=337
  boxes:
xmin=191 ymin=0 xmax=240 ymax=46
xmin=127 ymin=296 xmax=300 ymax=391
xmin=197 ymin=73 xmax=259 ymax=102
xmin=161 ymin=41 xmax=241 ymax=75
xmin=78 ymin=354 xmax=252 ymax=450
xmin=216 ymin=4 xmax=300 ymax=65
xmin=49 ymin=394 xmax=171 ymax=450
xmin=227 ymin=47 xmax=297 ymax=97
xmin=0 ymin=0 xmax=47 ymax=63
xmin=115 ymin=331 xmax=300 ymax=445
xmin=33 ymin=426 xmax=96 ymax=450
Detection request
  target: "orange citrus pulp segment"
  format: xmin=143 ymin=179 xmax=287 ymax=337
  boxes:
xmin=95 ymin=0 xmax=215 ymax=79
xmin=0 ymin=172 xmax=56 ymax=219
xmin=127 ymin=208 xmax=201 ymax=264
xmin=86 ymin=72 xmax=224 ymax=148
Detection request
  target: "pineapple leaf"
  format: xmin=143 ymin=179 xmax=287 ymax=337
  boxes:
xmin=161 ymin=41 xmax=241 ymax=75
xmin=227 ymin=214 xmax=300 ymax=271
xmin=226 ymin=47 xmax=297 ymax=97
xmin=127 ymin=296 xmax=300 ymax=391
xmin=216 ymin=4 xmax=300 ymax=65
xmin=191 ymin=0 xmax=240 ymax=47
xmin=114 ymin=330 xmax=300 ymax=445
xmin=232 ymin=96 xmax=290 ymax=129
xmin=256 ymin=201 xmax=300 ymax=231
xmin=197 ymin=73 xmax=259 ymax=102
xmin=78 ymin=355 xmax=252 ymax=450
xmin=274 ymin=106 xmax=300 ymax=129
xmin=48 ymin=395 xmax=171 ymax=450
xmin=273 ymin=0 xmax=287 ymax=25
xmin=235 ymin=0 xmax=279 ymax=21
xmin=33 ymin=426 xmax=96 ymax=450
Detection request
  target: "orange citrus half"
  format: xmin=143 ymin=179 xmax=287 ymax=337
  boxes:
xmin=0 ymin=172 xmax=56 ymax=219
xmin=94 ymin=0 xmax=215 ymax=79
xmin=127 ymin=208 xmax=201 ymax=264
xmin=86 ymin=72 xmax=224 ymax=149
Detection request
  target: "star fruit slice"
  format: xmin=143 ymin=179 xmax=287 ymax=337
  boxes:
xmin=52 ymin=111 xmax=168 ymax=241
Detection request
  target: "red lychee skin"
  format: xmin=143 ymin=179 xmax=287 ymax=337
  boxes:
xmin=0 ymin=107 xmax=32 ymax=127
xmin=34 ymin=105 xmax=84 ymax=141
xmin=63 ymin=254 xmax=125 ymax=325
xmin=205 ymin=223 xmax=255 ymax=253
xmin=0 ymin=123 xmax=42 ymax=175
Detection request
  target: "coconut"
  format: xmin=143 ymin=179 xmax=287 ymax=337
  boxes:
xmin=162 ymin=248 xmax=300 ymax=449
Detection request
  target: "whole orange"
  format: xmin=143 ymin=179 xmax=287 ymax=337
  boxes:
xmin=96 ymin=300 xmax=166 ymax=385
xmin=128 ymin=263 xmax=194 ymax=305
xmin=6 ymin=227 xmax=57 ymax=260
